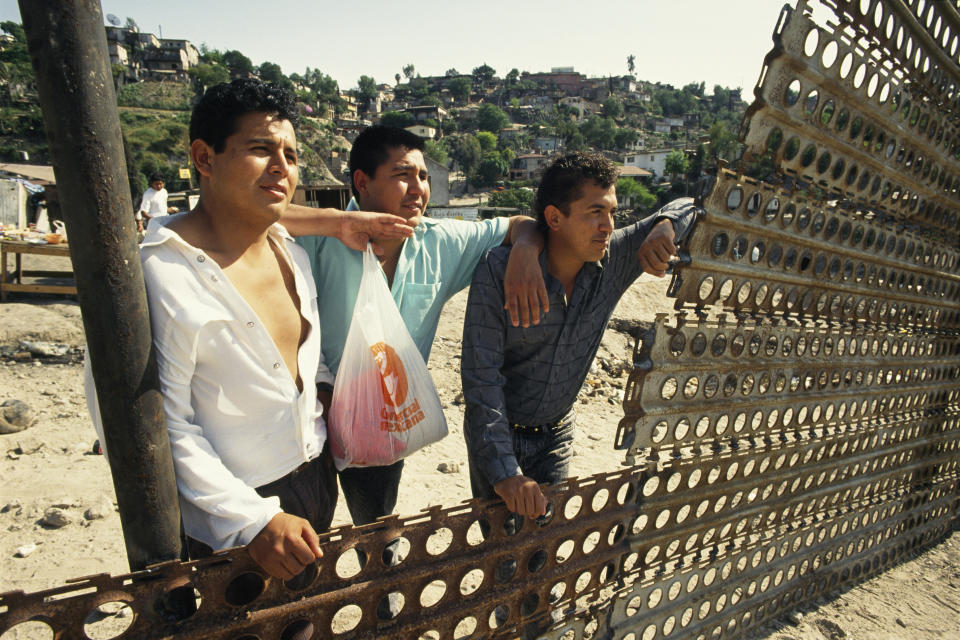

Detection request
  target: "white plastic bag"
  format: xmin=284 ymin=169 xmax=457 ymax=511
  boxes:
xmin=328 ymin=244 xmax=447 ymax=469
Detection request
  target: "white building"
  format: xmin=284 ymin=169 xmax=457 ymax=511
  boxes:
xmin=624 ymin=149 xmax=677 ymax=181
xmin=404 ymin=124 xmax=437 ymax=140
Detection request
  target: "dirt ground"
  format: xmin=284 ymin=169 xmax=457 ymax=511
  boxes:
xmin=1 ymin=254 xmax=958 ymax=640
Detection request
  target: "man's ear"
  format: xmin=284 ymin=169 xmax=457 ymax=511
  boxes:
xmin=190 ymin=139 xmax=215 ymax=179
xmin=352 ymin=169 xmax=372 ymax=199
xmin=544 ymin=204 xmax=564 ymax=231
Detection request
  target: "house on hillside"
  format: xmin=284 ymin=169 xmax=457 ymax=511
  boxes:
xmin=533 ymin=135 xmax=563 ymax=154
xmin=425 ymin=157 xmax=449 ymax=206
xmin=339 ymin=94 xmax=359 ymax=120
xmin=141 ymin=40 xmax=199 ymax=81
xmin=292 ymin=162 xmax=350 ymax=210
xmin=404 ymin=124 xmax=437 ymax=140
xmin=105 ymin=26 xmax=199 ymax=83
xmin=509 ymin=154 xmax=548 ymax=181
xmin=624 ymin=149 xmax=678 ymax=181
xmin=520 ymin=68 xmax=586 ymax=95
xmin=405 ymin=105 xmax=448 ymax=125
xmin=617 ymin=165 xmax=653 ymax=181
xmin=616 ymin=165 xmax=654 ymax=209
xmin=498 ymin=125 xmax=527 ymax=144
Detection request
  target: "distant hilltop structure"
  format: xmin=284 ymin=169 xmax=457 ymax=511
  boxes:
xmin=105 ymin=24 xmax=199 ymax=84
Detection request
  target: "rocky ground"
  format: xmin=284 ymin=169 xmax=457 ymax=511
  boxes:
xmin=0 ymin=255 xmax=958 ymax=640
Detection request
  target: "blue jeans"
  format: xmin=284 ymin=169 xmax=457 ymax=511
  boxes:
xmin=338 ymin=460 xmax=404 ymax=566
xmin=467 ymin=410 xmax=574 ymax=636
xmin=339 ymin=460 xmax=405 ymax=620
xmin=468 ymin=410 xmax=575 ymax=503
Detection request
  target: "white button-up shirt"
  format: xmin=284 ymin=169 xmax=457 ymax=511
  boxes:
xmin=137 ymin=187 xmax=170 ymax=220
xmin=86 ymin=214 xmax=334 ymax=550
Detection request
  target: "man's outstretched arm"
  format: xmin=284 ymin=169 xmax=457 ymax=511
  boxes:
xmin=279 ymin=203 xmax=414 ymax=251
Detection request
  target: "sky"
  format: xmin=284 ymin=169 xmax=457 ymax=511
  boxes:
xmin=1 ymin=1 xmax=783 ymax=94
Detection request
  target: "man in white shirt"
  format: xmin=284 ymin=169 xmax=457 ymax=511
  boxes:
xmin=136 ymin=173 xmax=177 ymax=232
xmin=89 ymin=79 xmax=413 ymax=587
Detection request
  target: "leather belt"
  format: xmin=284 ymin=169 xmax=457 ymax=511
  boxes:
xmin=510 ymin=418 xmax=563 ymax=434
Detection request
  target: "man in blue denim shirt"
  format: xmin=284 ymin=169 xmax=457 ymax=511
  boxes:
xmin=462 ymin=152 xmax=698 ymax=519
xmin=292 ymin=128 xmax=545 ymax=594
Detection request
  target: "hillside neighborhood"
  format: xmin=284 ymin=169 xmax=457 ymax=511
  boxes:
xmin=0 ymin=18 xmax=747 ymax=221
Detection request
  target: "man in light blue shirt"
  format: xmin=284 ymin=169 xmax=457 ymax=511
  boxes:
xmin=294 ymin=127 xmax=544 ymax=573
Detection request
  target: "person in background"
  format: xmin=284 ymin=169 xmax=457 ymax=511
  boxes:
xmin=136 ymin=173 xmax=178 ymax=232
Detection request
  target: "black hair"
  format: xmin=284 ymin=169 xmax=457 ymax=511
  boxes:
xmin=534 ymin=151 xmax=618 ymax=233
xmin=189 ymin=78 xmax=299 ymax=153
xmin=349 ymin=125 xmax=425 ymax=199
xmin=149 ymin=173 xmax=165 ymax=183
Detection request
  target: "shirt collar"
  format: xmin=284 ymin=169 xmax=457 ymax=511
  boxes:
xmin=538 ymin=244 xmax=604 ymax=295
xmin=140 ymin=212 xmax=294 ymax=250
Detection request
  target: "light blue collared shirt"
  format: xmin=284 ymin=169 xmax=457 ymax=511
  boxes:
xmin=297 ymin=208 xmax=509 ymax=377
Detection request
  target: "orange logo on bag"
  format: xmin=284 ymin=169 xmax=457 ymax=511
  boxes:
xmin=369 ymin=342 xmax=409 ymax=407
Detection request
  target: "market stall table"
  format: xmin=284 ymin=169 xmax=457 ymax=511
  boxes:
xmin=0 ymin=239 xmax=77 ymax=301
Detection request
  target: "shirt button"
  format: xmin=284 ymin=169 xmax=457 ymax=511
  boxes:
xmin=305 ymin=443 xmax=313 ymax=452
xmin=247 ymin=321 xmax=255 ymax=328
xmin=197 ymin=255 xmax=205 ymax=263
xmin=273 ymin=362 xmax=281 ymax=369
xmin=211 ymin=275 xmax=218 ymax=282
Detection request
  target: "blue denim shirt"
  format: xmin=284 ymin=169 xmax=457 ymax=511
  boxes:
xmin=462 ymin=198 xmax=699 ymax=486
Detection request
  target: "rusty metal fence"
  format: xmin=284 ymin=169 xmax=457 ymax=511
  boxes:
xmin=2 ymin=1 xmax=959 ymax=639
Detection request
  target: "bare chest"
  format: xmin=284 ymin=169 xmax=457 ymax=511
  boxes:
xmin=223 ymin=257 xmax=307 ymax=388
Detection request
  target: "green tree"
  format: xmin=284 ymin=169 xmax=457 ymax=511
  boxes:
xmin=476 ymin=131 xmax=498 ymax=152
xmin=580 ymin=116 xmax=617 ymax=149
xmin=505 ymin=68 xmax=519 ymax=89
xmin=257 ymin=61 xmax=292 ymax=90
xmin=567 ymin=131 xmax=586 ymax=151
xmin=403 ymin=63 xmax=415 ymax=80
xmin=707 ymin=121 xmax=737 ymax=161
xmin=711 ymin=85 xmax=732 ymax=112
xmin=189 ymin=63 xmax=230 ymax=92
xmin=408 ymin=77 xmax=430 ymax=98
xmin=477 ymin=103 xmax=510 ymax=133
xmin=222 ymin=50 xmax=253 ymax=78
xmin=418 ymin=94 xmax=442 ymax=107
xmin=445 ymin=133 xmax=482 ymax=175
xmin=683 ymin=81 xmax=705 ymax=98
xmin=603 ymin=97 xmax=624 ymax=119
xmin=0 ymin=22 xmax=29 ymax=65
xmin=614 ymin=127 xmax=639 ymax=149
xmin=445 ymin=68 xmax=460 ymax=76
xmin=380 ymin=111 xmax=415 ymax=128
xmin=472 ymin=63 xmax=496 ymax=89
xmin=472 ymin=152 xmax=508 ymax=186
xmin=688 ymin=143 xmax=706 ymax=181
xmin=424 ymin=139 xmax=449 ymax=165
xmin=395 ymin=73 xmax=401 ymax=86
xmin=665 ymin=150 xmax=689 ymax=180
xmin=448 ymin=77 xmax=471 ymax=104
xmin=616 ymin=177 xmax=657 ymax=211
xmin=488 ymin=187 xmax=535 ymax=211
xmin=627 ymin=54 xmax=636 ymax=75
xmin=356 ymin=75 xmax=378 ymax=112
